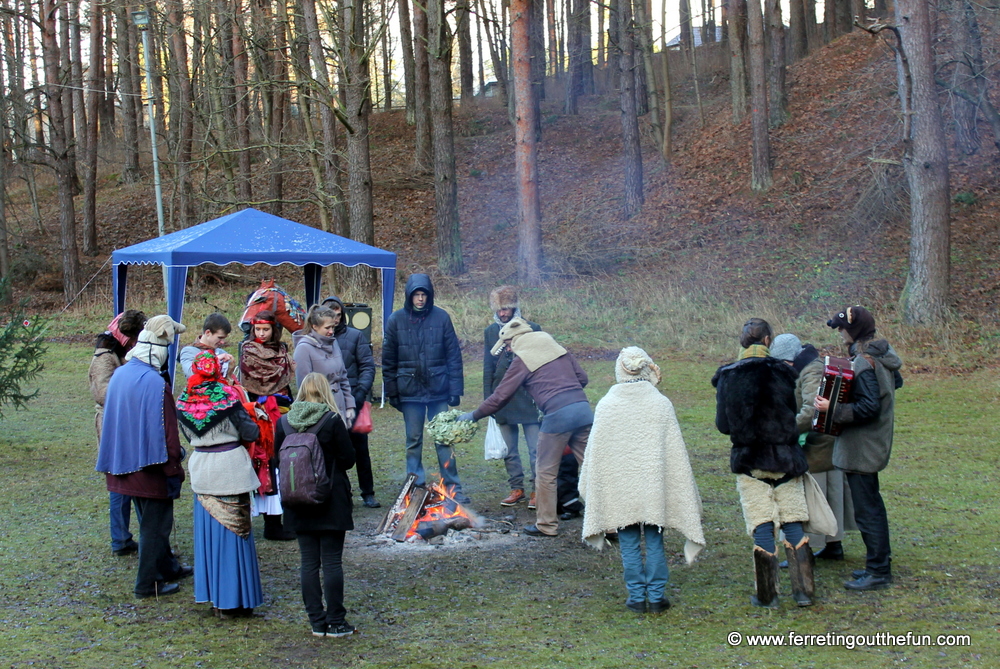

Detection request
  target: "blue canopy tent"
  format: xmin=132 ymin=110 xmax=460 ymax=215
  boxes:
xmin=112 ymin=208 xmax=396 ymax=382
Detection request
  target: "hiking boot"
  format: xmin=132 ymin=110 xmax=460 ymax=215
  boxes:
xmin=851 ymin=569 xmax=868 ymax=579
xmin=326 ymin=622 xmax=357 ymax=638
xmin=362 ymin=494 xmax=381 ymax=508
xmin=500 ymin=489 xmax=526 ymax=506
xmin=844 ymin=573 xmax=892 ymax=591
xmin=814 ymin=540 xmax=845 ymax=560
xmin=626 ymin=599 xmax=647 ymax=613
xmin=527 ymin=493 xmax=537 ymax=510
xmin=113 ymin=540 xmax=139 ymax=557
xmin=648 ymin=598 xmax=672 ymax=613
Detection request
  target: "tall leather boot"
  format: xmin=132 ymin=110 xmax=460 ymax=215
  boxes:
xmin=751 ymin=546 xmax=779 ymax=608
xmin=784 ymin=538 xmax=816 ymax=606
xmin=263 ymin=514 xmax=296 ymax=541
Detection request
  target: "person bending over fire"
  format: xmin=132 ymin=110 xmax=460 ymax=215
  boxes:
xmin=458 ymin=318 xmax=591 ymax=538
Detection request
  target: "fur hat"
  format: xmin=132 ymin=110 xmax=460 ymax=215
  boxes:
xmin=126 ymin=315 xmax=186 ymax=368
xmin=489 ymin=285 xmax=519 ymax=313
xmin=827 ymin=305 xmax=876 ymax=342
xmin=770 ymin=334 xmax=802 ymax=362
xmin=490 ymin=317 xmax=533 ymax=356
xmin=615 ymin=346 xmax=661 ymax=385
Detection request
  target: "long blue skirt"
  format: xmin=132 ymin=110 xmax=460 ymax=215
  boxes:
xmin=194 ymin=497 xmax=264 ymax=610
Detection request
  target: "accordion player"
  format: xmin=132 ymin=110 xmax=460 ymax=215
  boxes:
xmin=811 ymin=356 xmax=854 ymax=435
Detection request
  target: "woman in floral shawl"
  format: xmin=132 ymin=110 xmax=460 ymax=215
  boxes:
xmin=239 ymin=310 xmax=293 ymax=400
xmin=177 ymin=351 xmax=264 ymax=618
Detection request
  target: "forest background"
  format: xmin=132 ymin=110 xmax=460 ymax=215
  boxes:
xmin=0 ymin=0 xmax=999 ymax=667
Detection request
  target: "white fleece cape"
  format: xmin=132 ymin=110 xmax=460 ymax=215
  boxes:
xmin=578 ymin=381 xmax=706 ymax=564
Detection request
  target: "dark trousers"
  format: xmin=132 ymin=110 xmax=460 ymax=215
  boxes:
xmin=351 ymin=432 xmax=374 ymax=496
xmin=132 ymin=497 xmax=176 ymax=595
xmin=297 ymin=531 xmax=347 ymax=627
xmin=845 ymin=472 xmax=892 ymax=576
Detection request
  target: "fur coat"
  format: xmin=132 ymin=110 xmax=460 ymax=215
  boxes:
xmin=712 ymin=356 xmax=808 ymax=478
xmin=578 ymin=380 xmax=705 ymax=563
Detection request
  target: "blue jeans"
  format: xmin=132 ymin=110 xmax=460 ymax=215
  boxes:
xmin=500 ymin=423 xmax=539 ymax=490
xmin=109 ymin=492 xmax=140 ymax=551
xmin=618 ymin=524 xmax=669 ymax=603
xmin=401 ymin=401 xmax=466 ymax=500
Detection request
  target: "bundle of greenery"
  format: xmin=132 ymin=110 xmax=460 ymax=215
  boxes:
xmin=427 ymin=409 xmax=481 ymax=446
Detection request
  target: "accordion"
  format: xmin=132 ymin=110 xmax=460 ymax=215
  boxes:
xmin=811 ymin=356 xmax=854 ymax=436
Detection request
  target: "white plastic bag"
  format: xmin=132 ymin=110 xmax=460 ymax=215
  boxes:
xmin=484 ymin=417 xmax=508 ymax=460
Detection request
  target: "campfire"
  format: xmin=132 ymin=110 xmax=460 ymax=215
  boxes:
xmin=376 ymin=474 xmax=481 ymax=542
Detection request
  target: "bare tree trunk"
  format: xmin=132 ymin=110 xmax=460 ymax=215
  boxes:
xmin=617 ymin=0 xmax=642 ymax=218
xmin=41 ymin=0 xmax=81 ymax=299
xmin=232 ymin=0 xmax=253 ymax=203
xmin=301 ymin=0 xmax=348 ymax=235
xmin=679 ymin=0 xmax=692 ymax=49
xmin=399 ymin=0 xmax=416 ymax=121
xmin=660 ymin=0 xmax=672 ymax=161
xmin=511 ymin=0 xmax=542 ymax=284
xmin=479 ymin=0 xmax=509 ymax=105
xmin=413 ymin=0 xmax=434 ymax=171
xmin=167 ymin=0 xmax=195 ymax=226
xmin=747 ymin=0 xmax=772 ymax=190
xmin=949 ymin=0 xmax=980 ymax=155
xmin=0 ymin=42 xmax=7 ymax=277
xmin=564 ymin=0 xmax=580 ymax=113
xmin=634 ymin=0 xmax=664 ymax=155
xmin=766 ymin=0 xmax=787 ymax=127
xmin=457 ymin=0 xmax=475 ymax=103
xmin=82 ymin=0 xmax=101 ymax=254
xmin=546 ymin=0 xmax=558 ymax=75
xmin=69 ymin=0 xmax=85 ymax=196
xmin=427 ymin=0 xmax=464 ymax=274
xmin=530 ymin=0 xmax=546 ymax=103
xmin=477 ymin=6 xmax=485 ymax=91
xmin=729 ymin=0 xmax=747 ymax=125
xmin=789 ymin=0 xmax=807 ymax=61
xmin=269 ymin=0 xmax=291 ymax=215
xmin=580 ymin=0 xmax=593 ymax=93
xmin=894 ymin=0 xmax=950 ymax=323
xmin=343 ymin=0 xmax=378 ymax=292
xmin=115 ymin=0 xmax=141 ymax=183
xmin=596 ymin=0 xmax=604 ymax=68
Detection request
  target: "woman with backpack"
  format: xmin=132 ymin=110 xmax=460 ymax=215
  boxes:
xmin=274 ymin=372 xmax=357 ymax=638
xmin=176 ymin=351 xmax=264 ymax=618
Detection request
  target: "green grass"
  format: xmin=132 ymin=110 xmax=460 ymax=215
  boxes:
xmin=0 ymin=343 xmax=996 ymax=667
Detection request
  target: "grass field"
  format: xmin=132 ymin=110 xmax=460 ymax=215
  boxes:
xmin=0 ymin=343 xmax=997 ymax=668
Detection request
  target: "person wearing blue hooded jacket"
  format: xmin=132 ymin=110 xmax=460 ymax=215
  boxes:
xmin=382 ymin=274 xmax=469 ymax=503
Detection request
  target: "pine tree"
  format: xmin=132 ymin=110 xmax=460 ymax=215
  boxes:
xmin=0 ymin=279 xmax=47 ymax=420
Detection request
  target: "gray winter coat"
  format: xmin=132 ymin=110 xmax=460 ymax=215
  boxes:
xmin=832 ymin=339 xmax=903 ymax=474
xmin=292 ymin=331 xmax=356 ymax=415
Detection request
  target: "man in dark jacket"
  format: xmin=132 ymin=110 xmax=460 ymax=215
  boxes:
xmin=96 ymin=315 xmax=192 ymax=599
xmin=383 ymin=274 xmax=469 ymax=503
xmin=815 ymin=305 xmax=902 ymax=591
xmin=322 ymin=295 xmax=380 ymax=508
xmin=483 ymin=286 xmax=541 ymax=508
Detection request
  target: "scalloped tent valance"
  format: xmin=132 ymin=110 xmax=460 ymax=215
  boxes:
xmin=112 ymin=208 xmax=397 ymax=383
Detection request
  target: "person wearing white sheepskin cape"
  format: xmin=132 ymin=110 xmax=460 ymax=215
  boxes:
xmin=578 ymin=347 xmax=705 ymax=613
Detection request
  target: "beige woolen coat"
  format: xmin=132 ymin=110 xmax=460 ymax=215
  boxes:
xmin=578 ymin=380 xmax=706 ymax=563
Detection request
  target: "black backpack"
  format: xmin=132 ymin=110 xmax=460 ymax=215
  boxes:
xmin=278 ymin=414 xmax=331 ymax=506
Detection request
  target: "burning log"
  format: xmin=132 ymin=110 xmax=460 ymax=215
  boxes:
xmin=415 ymin=516 xmax=473 ymax=540
xmin=378 ymin=474 xmax=480 ymax=542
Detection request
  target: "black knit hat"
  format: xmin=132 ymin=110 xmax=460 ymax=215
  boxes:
xmin=827 ymin=306 xmax=876 ymax=341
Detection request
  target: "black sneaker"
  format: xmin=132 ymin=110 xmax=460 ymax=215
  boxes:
xmin=648 ymin=598 xmax=671 ymax=613
xmin=362 ymin=494 xmax=381 ymax=508
xmin=327 ymin=622 xmax=356 ymax=638
xmin=311 ymin=624 xmax=327 ymax=638
xmin=135 ymin=582 xmax=180 ymax=599
xmin=625 ymin=599 xmax=647 ymax=613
